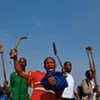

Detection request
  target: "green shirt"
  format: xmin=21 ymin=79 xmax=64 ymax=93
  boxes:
xmin=9 ymin=71 xmax=29 ymax=100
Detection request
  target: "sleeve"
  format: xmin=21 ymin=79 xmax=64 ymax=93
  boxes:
xmin=53 ymin=75 xmax=68 ymax=93
xmin=41 ymin=71 xmax=68 ymax=93
xmin=81 ymin=79 xmax=91 ymax=95
xmin=27 ymin=71 xmax=36 ymax=87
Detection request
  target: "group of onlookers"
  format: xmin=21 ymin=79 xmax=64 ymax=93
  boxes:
xmin=0 ymin=48 xmax=100 ymax=100
xmin=76 ymin=70 xmax=100 ymax=100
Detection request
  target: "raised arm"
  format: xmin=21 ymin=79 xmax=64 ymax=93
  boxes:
xmin=9 ymin=49 xmax=29 ymax=80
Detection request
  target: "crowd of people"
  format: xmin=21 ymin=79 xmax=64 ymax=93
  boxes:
xmin=0 ymin=48 xmax=100 ymax=100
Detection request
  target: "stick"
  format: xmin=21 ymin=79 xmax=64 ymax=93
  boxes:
xmin=0 ymin=44 xmax=7 ymax=81
xmin=14 ymin=36 xmax=27 ymax=49
xmin=10 ymin=36 xmax=28 ymax=59
xmin=86 ymin=46 xmax=97 ymax=86
xmin=53 ymin=42 xmax=63 ymax=68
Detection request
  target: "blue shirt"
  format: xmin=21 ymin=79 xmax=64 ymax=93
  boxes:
xmin=0 ymin=86 xmax=9 ymax=100
xmin=41 ymin=71 xmax=68 ymax=93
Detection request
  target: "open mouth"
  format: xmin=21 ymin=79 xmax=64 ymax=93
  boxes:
xmin=48 ymin=69 xmax=54 ymax=71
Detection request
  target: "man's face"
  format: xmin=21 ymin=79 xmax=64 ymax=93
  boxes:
xmin=65 ymin=63 xmax=72 ymax=73
xmin=89 ymin=71 xmax=94 ymax=80
xmin=44 ymin=58 xmax=56 ymax=71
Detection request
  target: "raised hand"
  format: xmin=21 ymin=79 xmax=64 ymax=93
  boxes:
xmin=9 ymin=48 xmax=18 ymax=59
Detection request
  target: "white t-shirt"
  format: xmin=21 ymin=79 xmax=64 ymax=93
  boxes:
xmin=61 ymin=73 xmax=74 ymax=98
xmin=90 ymin=80 xmax=96 ymax=100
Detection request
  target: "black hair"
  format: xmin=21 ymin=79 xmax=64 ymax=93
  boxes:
xmin=63 ymin=61 xmax=72 ymax=73
xmin=64 ymin=61 xmax=72 ymax=66
xmin=85 ymin=70 xmax=94 ymax=78
xmin=44 ymin=57 xmax=55 ymax=64
xmin=19 ymin=57 xmax=27 ymax=66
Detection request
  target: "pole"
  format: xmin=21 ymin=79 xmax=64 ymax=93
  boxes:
xmin=10 ymin=36 xmax=28 ymax=59
xmin=86 ymin=46 xmax=97 ymax=86
xmin=0 ymin=44 xmax=7 ymax=82
xmin=14 ymin=36 xmax=27 ymax=49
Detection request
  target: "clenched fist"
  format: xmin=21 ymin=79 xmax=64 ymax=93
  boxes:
xmin=9 ymin=48 xmax=18 ymax=59
xmin=47 ymin=76 xmax=56 ymax=86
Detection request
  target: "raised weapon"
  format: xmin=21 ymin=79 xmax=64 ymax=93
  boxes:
xmin=86 ymin=46 xmax=97 ymax=85
xmin=0 ymin=44 xmax=7 ymax=81
xmin=53 ymin=42 xmax=63 ymax=68
xmin=10 ymin=36 xmax=27 ymax=59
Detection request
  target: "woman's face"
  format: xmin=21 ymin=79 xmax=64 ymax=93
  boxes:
xmin=44 ymin=58 xmax=56 ymax=71
xmin=19 ymin=58 xmax=26 ymax=70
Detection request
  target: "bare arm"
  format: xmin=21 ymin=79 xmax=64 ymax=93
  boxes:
xmin=10 ymin=49 xmax=30 ymax=80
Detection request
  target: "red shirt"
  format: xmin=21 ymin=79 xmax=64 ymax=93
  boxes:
xmin=28 ymin=71 xmax=57 ymax=100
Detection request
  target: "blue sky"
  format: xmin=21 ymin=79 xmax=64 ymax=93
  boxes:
xmin=0 ymin=0 xmax=100 ymax=92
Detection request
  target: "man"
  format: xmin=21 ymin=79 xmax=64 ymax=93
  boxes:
xmin=81 ymin=70 xmax=97 ymax=100
xmin=60 ymin=61 xmax=75 ymax=100
xmin=9 ymin=57 xmax=29 ymax=100
xmin=0 ymin=81 xmax=10 ymax=100
xmin=76 ymin=85 xmax=83 ymax=100
xmin=9 ymin=49 xmax=67 ymax=100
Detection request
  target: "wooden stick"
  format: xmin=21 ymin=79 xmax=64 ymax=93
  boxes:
xmin=0 ymin=44 xmax=7 ymax=81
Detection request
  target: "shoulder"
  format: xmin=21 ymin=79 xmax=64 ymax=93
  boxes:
xmin=11 ymin=71 xmax=16 ymax=74
xmin=29 ymin=71 xmax=45 ymax=77
xmin=82 ymin=79 xmax=88 ymax=83
xmin=67 ymin=73 xmax=74 ymax=79
xmin=30 ymin=70 xmax=45 ymax=74
xmin=82 ymin=79 xmax=86 ymax=81
xmin=10 ymin=71 xmax=16 ymax=76
xmin=81 ymin=79 xmax=89 ymax=87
